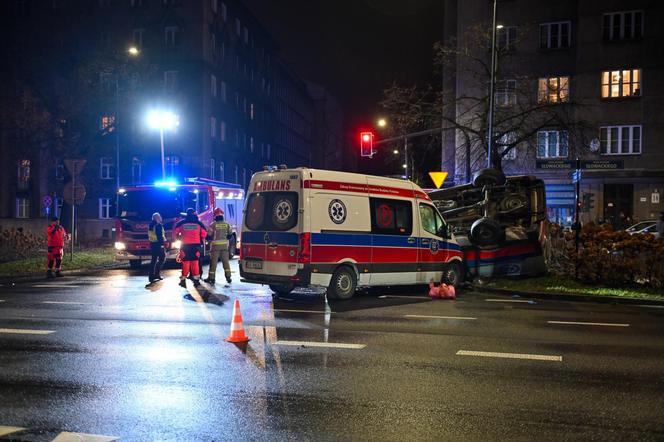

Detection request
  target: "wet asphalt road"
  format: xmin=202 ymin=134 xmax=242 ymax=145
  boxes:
xmin=1 ymin=259 xmax=664 ymax=441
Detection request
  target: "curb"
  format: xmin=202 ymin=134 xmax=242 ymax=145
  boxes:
xmin=471 ymin=284 xmax=664 ymax=306
xmin=0 ymin=263 xmax=130 ymax=285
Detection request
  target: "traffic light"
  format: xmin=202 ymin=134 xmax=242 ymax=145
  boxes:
xmin=360 ymin=131 xmax=374 ymax=158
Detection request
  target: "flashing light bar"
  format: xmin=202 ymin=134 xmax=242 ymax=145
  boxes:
xmin=154 ymin=180 xmax=178 ymax=187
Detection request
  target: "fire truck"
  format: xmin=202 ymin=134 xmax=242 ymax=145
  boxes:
xmin=114 ymin=177 xmax=244 ymax=268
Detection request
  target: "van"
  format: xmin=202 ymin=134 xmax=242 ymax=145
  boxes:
xmin=239 ymin=167 xmax=463 ymax=299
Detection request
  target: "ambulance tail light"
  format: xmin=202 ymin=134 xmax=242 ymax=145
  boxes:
xmin=298 ymin=233 xmax=311 ymax=264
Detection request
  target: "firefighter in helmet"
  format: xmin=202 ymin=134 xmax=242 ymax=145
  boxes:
xmin=147 ymin=212 xmax=166 ymax=283
xmin=46 ymin=217 xmax=67 ymax=278
xmin=204 ymin=207 xmax=233 ymax=284
xmin=173 ymin=208 xmax=207 ymax=287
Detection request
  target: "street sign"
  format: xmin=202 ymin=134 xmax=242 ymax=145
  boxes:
xmin=42 ymin=195 xmax=52 ymax=208
xmin=64 ymin=159 xmax=86 ymax=176
xmin=571 ymin=170 xmax=582 ymax=183
xmin=536 ymin=160 xmax=575 ymax=170
xmin=428 ymin=171 xmax=449 ymax=189
xmin=581 ymin=160 xmax=623 ymax=170
xmin=63 ymin=182 xmax=87 ymax=205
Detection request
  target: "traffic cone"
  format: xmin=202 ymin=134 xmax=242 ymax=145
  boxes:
xmin=225 ymin=299 xmax=250 ymax=343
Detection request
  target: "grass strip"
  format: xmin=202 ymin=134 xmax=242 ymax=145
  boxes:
xmin=0 ymin=248 xmax=119 ymax=278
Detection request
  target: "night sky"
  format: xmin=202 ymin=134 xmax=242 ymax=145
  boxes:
xmin=245 ymin=0 xmax=445 ymax=131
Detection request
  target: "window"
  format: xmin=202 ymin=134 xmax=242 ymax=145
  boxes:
xmin=164 ymin=70 xmax=178 ymax=90
xmin=220 ymin=121 xmax=226 ymax=142
xmin=131 ymin=0 xmax=143 ymax=6
xmin=165 ymin=26 xmax=179 ymax=46
xmin=419 ymin=203 xmax=445 ymax=236
xmin=235 ymin=129 xmax=239 ymax=147
xmin=234 ymin=165 xmax=238 ymax=184
xmin=99 ymin=72 xmax=114 ymax=94
xmin=221 ymin=2 xmax=227 ymax=21
xmin=242 ymin=168 xmax=247 ymax=188
xmin=17 ymin=159 xmax=30 ymax=190
xmin=600 ymin=125 xmax=641 ymax=155
xmin=54 ymin=197 xmax=63 ymax=219
xmin=497 ymin=26 xmax=517 ymax=50
xmin=55 ymin=164 xmax=65 ymax=181
xmin=100 ymin=157 xmax=114 ymax=179
xmin=211 ymin=0 xmax=217 ymax=13
xmin=99 ymin=198 xmax=111 ymax=219
xmin=132 ymin=28 xmax=144 ymax=48
xmin=245 ymin=192 xmax=299 ymax=231
xmin=498 ymin=132 xmax=518 ymax=160
xmin=603 ymin=10 xmax=643 ymax=41
xmin=220 ymin=81 xmax=227 ymax=101
xmin=243 ymin=26 xmax=249 ymax=44
xmin=165 ymin=155 xmax=180 ymax=176
xmin=210 ymin=158 xmax=216 ymax=179
xmin=211 ymin=33 xmax=216 ymax=54
xmin=210 ymin=116 xmax=216 ymax=138
xmin=249 ymin=136 xmax=254 ymax=153
xmin=219 ymin=162 xmax=225 ymax=182
xmin=250 ymin=102 xmax=255 ymax=119
xmin=601 ymin=69 xmax=641 ymax=98
xmin=538 ymin=76 xmax=569 ymax=103
xmin=131 ymin=156 xmax=142 ymax=184
xmin=266 ymin=144 xmax=271 ymax=160
xmin=100 ymin=115 xmax=116 ymax=131
xmin=211 ymin=74 xmax=217 ymax=97
xmin=16 ymin=198 xmax=30 ymax=219
xmin=496 ymin=80 xmax=516 ymax=107
xmin=540 ymin=21 xmax=571 ymax=49
xmin=537 ymin=130 xmax=569 ymax=158
xmin=235 ymin=18 xmax=241 ymax=36
xmin=370 ymin=198 xmax=413 ymax=236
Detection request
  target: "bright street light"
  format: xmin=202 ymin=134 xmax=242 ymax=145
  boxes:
xmin=393 ymin=149 xmax=399 ymax=154
xmin=146 ymin=110 xmax=180 ymax=180
xmin=377 ymin=118 xmax=387 ymax=128
xmin=128 ymin=46 xmax=140 ymax=56
xmin=496 ymin=24 xmax=504 ymax=29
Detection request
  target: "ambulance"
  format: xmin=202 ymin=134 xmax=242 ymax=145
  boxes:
xmin=239 ymin=166 xmax=463 ymax=299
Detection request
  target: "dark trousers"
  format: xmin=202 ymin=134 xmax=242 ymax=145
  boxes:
xmin=149 ymin=243 xmax=165 ymax=280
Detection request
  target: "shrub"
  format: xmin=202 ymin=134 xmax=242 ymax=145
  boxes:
xmin=0 ymin=227 xmax=47 ymax=262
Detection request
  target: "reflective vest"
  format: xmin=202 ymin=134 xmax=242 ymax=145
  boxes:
xmin=47 ymin=224 xmax=66 ymax=247
xmin=209 ymin=221 xmax=231 ymax=248
xmin=148 ymin=222 xmax=165 ymax=244
xmin=174 ymin=218 xmax=207 ymax=245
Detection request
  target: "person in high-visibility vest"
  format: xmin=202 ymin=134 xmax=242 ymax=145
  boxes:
xmin=204 ymin=207 xmax=232 ymax=284
xmin=46 ymin=217 xmax=67 ymax=278
xmin=147 ymin=212 xmax=166 ymax=283
xmin=173 ymin=208 xmax=207 ymax=288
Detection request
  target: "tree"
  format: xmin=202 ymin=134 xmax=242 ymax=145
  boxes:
xmin=381 ymin=24 xmax=592 ymax=181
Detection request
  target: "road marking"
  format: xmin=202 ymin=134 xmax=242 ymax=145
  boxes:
xmin=634 ymin=304 xmax=664 ymax=309
xmin=405 ymin=314 xmax=477 ymax=320
xmin=486 ymin=298 xmax=534 ymax=303
xmin=0 ymin=300 xmax=5 ymax=303
xmin=456 ymin=350 xmax=562 ymax=362
xmin=0 ymin=426 xmax=25 ymax=436
xmin=52 ymin=432 xmax=119 ymax=442
xmin=32 ymin=284 xmax=81 ymax=288
xmin=0 ymin=328 xmax=55 ymax=335
xmin=378 ymin=295 xmax=431 ymax=300
xmin=273 ymin=309 xmax=331 ymax=314
xmin=41 ymin=301 xmax=90 ymax=305
xmin=548 ymin=320 xmax=629 ymax=327
xmin=273 ymin=340 xmax=366 ymax=349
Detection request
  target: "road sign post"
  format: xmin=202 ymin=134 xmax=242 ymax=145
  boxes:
xmin=574 ymin=157 xmax=581 ymax=278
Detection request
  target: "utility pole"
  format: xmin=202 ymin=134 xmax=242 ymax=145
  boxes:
xmin=486 ymin=0 xmax=498 ymax=169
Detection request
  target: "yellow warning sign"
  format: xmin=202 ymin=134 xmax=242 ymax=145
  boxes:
xmin=428 ymin=172 xmax=448 ymax=189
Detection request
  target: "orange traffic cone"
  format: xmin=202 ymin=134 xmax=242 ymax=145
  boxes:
xmin=225 ymin=299 xmax=250 ymax=343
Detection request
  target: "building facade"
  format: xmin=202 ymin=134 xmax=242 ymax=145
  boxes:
xmin=0 ymin=0 xmax=343 ymax=240
xmin=443 ymin=0 xmax=664 ymax=227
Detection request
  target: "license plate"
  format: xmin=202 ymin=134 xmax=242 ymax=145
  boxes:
xmin=245 ymin=260 xmax=263 ymax=270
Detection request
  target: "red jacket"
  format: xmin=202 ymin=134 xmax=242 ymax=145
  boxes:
xmin=47 ymin=224 xmax=66 ymax=247
xmin=174 ymin=216 xmax=207 ymax=246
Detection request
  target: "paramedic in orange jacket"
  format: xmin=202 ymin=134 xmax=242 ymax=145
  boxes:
xmin=173 ymin=208 xmax=207 ymax=288
xmin=46 ymin=217 xmax=67 ymax=278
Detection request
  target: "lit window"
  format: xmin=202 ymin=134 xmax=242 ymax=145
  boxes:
xmin=537 ymin=130 xmax=569 ymax=158
xmin=600 ymin=125 xmax=641 ymax=155
xmin=165 ymin=26 xmax=179 ymax=46
xmin=603 ymin=11 xmax=643 ymax=41
xmin=99 ymin=198 xmax=112 ymax=219
xmin=538 ymin=76 xmax=570 ymax=103
xmin=16 ymin=198 xmax=30 ymax=219
xmin=100 ymin=157 xmax=114 ymax=180
xmin=540 ymin=21 xmax=571 ymax=49
xmin=496 ymin=80 xmax=516 ymax=107
xmin=101 ymin=115 xmax=116 ymax=131
xmin=601 ymin=69 xmax=641 ymax=98
xmin=497 ymin=26 xmax=517 ymax=50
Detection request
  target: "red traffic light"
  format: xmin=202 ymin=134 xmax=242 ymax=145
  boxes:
xmin=360 ymin=131 xmax=374 ymax=158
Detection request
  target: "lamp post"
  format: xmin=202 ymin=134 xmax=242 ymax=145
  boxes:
xmin=147 ymin=110 xmax=180 ymax=180
xmin=486 ymin=0 xmax=499 ymax=169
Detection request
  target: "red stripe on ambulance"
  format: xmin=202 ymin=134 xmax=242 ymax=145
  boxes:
xmin=303 ymin=180 xmax=430 ymax=200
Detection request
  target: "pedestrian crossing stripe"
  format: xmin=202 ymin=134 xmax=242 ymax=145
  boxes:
xmin=0 ymin=426 xmax=119 ymax=441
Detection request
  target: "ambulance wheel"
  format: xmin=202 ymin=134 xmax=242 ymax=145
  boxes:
xmin=442 ymin=261 xmax=464 ymax=287
xmin=327 ymin=266 xmax=357 ymax=300
xmin=470 ymin=217 xmax=505 ymax=246
xmin=129 ymin=260 xmax=142 ymax=269
xmin=228 ymin=235 xmax=237 ymax=259
xmin=472 ymin=168 xmax=506 ymax=188
xmin=269 ymin=284 xmax=293 ymax=296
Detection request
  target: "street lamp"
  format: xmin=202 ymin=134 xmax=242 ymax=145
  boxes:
xmin=377 ymin=118 xmax=387 ymax=128
xmin=127 ymin=46 xmax=140 ymax=56
xmin=147 ymin=110 xmax=180 ymax=180
xmin=486 ymin=0 xmax=499 ymax=168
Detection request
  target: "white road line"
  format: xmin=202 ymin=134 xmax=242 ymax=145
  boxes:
xmin=32 ymin=284 xmax=81 ymax=288
xmin=0 ymin=426 xmax=25 ymax=436
xmin=0 ymin=300 xmax=5 ymax=303
xmin=405 ymin=314 xmax=477 ymax=320
xmin=41 ymin=301 xmax=90 ymax=305
xmin=378 ymin=295 xmax=431 ymax=300
xmin=273 ymin=309 xmax=331 ymax=314
xmin=486 ymin=298 xmax=533 ymax=303
xmin=456 ymin=350 xmax=562 ymax=362
xmin=273 ymin=340 xmax=366 ymax=349
xmin=52 ymin=432 xmax=119 ymax=442
xmin=0 ymin=328 xmax=55 ymax=335
xmin=548 ymin=320 xmax=629 ymax=327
